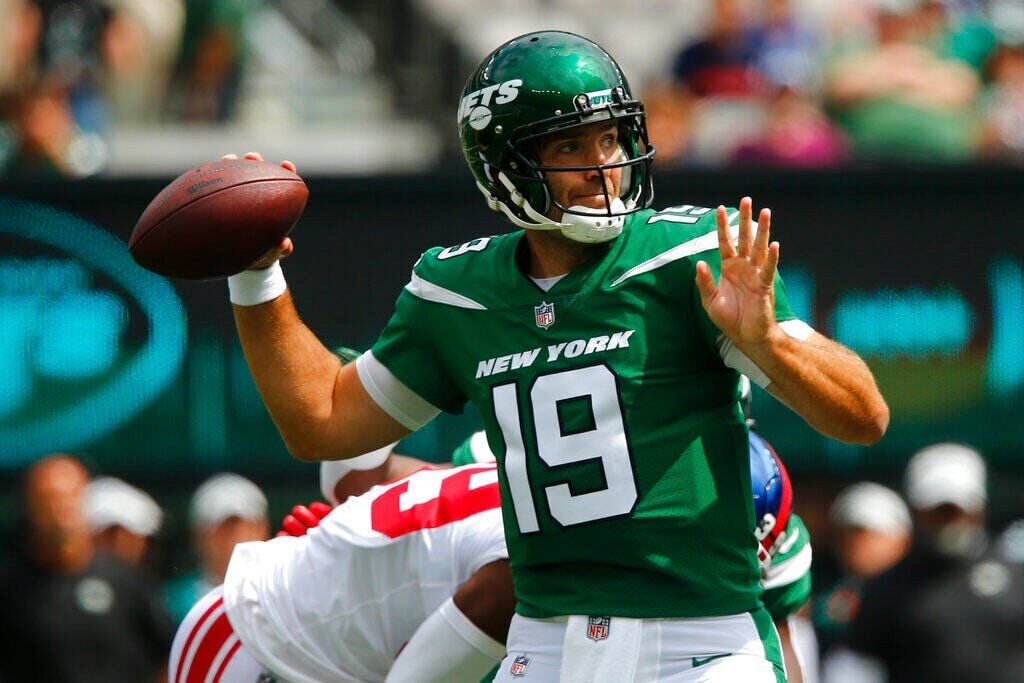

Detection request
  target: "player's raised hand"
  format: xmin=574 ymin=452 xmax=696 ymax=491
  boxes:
xmin=694 ymin=197 xmax=781 ymax=345
xmin=222 ymin=152 xmax=297 ymax=269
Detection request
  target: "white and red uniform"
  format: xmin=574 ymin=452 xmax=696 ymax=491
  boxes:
xmin=170 ymin=464 xmax=506 ymax=683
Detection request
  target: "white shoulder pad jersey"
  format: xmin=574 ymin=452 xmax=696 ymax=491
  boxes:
xmin=222 ymin=464 xmax=507 ymax=683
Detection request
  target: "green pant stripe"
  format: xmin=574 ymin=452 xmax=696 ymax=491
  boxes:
xmin=750 ymin=606 xmax=786 ymax=683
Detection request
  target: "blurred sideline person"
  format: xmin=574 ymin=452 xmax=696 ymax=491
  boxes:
xmin=84 ymin=475 xmax=164 ymax=569
xmin=225 ymin=29 xmax=886 ymax=682
xmin=0 ymin=454 xmax=174 ymax=683
xmin=165 ymin=472 xmax=269 ymax=623
xmin=169 ymin=450 xmax=514 ymax=682
xmin=837 ymin=443 xmax=1024 ymax=683
xmin=815 ymin=482 xmax=911 ymax=681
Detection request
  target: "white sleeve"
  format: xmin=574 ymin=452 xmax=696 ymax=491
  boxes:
xmin=385 ymin=598 xmax=505 ymax=683
xmin=716 ymin=319 xmax=816 ymax=388
xmin=355 ymin=350 xmax=441 ymax=430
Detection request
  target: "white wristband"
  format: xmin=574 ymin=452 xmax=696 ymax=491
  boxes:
xmin=228 ymin=261 xmax=287 ymax=306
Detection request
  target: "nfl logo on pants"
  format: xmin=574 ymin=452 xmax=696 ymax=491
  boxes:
xmin=587 ymin=616 xmax=610 ymax=642
xmin=510 ymin=654 xmax=530 ymax=677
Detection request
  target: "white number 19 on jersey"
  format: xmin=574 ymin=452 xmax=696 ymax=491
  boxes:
xmin=492 ymin=365 xmax=638 ymax=533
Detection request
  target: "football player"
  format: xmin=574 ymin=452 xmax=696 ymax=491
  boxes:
xmin=449 ymin=425 xmax=817 ymax=683
xmin=227 ymin=30 xmax=887 ymax=681
xmin=748 ymin=432 xmax=816 ymax=683
xmin=168 ymin=456 xmax=514 ymax=683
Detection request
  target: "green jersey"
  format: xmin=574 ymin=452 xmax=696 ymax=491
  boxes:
xmin=363 ymin=206 xmax=801 ymax=618
xmin=762 ymin=514 xmax=813 ymax=620
xmin=452 ymin=431 xmax=813 ymax=620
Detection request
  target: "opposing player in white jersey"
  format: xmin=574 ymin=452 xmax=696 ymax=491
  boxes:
xmin=169 ymin=449 xmax=513 ymax=683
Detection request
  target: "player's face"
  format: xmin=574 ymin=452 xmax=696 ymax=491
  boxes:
xmin=838 ymin=527 xmax=910 ymax=578
xmin=198 ymin=516 xmax=270 ymax=581
xmin=536 ymin=121 xmax=624 ymax=220
xmin=26 ymin=458 xmax=91 ymax=551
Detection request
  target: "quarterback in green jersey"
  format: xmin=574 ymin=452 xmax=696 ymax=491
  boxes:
xmin=452 ymin=427 xmax=816 ymax=682
xmin=227 ymin=30 xmax=888 ymax=682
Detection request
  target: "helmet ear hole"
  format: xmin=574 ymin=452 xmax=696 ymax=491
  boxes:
xmin=476 ymin=129 xmax=494 ymax=150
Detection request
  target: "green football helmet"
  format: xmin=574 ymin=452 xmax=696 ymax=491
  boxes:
xmin=459 ymin=31 xmax=655 ymax=243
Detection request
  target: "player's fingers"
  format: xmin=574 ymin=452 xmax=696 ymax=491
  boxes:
xmin=737 ymin=196 xmax=752 ymax=257
xmin=760 ymin=242 xmax=780 ymax=287
xmin=694 ymin=260 xmax=717 ymax=307
xmin=249 ymin=238 xmax=294 ymax=270
xmin=281 ymin=160 xmax=297 ymax=174
xmin=752 ymin=208 xmax=771 ymax=268
xmin=279 ymin=237 xmax=294 ymax=259
xmin=309 ymin=501 xmax=333 ymax=519
xmin=221 ymin=153 xmax=238 ymax=160
xmin=243 ymin=152 xmax=264 ymax=161
xmin=716 ymin=206 xmax=736 ymax=259
xmin=275 ymin=530 xmax=290 ymax=538
xmin=280 ymin=515 xmax=307 ymax=537
xmin=291 ymin=505 xmax=320 ymax=528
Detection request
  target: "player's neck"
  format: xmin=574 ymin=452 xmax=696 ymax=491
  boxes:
xmin=521 ymin=229 xmax=598 ymax=278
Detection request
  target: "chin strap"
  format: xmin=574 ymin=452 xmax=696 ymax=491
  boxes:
xmin=476 ymin=172 xmax=631 ymax=244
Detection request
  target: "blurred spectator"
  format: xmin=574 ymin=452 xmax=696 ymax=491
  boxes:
xmin=915 ymin=0 xmax=996 ymax=73
xmin=84 ymin=475 xmax=163 ymax=569
xmin=652 ymin=0 xmax=845 ymax=167
xmin=672 ymin=0 xmax=770 ymax=99
xmin=997 ymin=519 xmax=1024 ymax=564
xmin=824 ymin=0 xmax=982 ymax=163
xmin=0 ymin=80 xmax=80 ymax=176
xmin=656 ymin=0 xmax=771 ymax=164
xmin=755 ymin=0 xmax=821 ymax=93
xmin=33 ymin=0 xmax=119 ymax=134
xmin=979 ymin=1 xmax=1024 ymax=161
xmin=171 ymin=0 xmax=259 ymax=122
xmin=836 ymin=443 xmax=1024 ymax=683
xmin=731 ymin=86 xmax=850 ymax=167
xmin=0 ymin=0 xmax=42 ymax=95
xmin=164 ymin=472 xmax=269 ymax=623
xmin=103 ymin=0 xmax=185 ymax=123
xmin=0 ymin=454 xmax=174 ymax=683
xmin=813 ymin=482 xmax=911 ymax=664
xmin=0 ymin=0 xmax=149 ymax=177
xmin=727 ymin=0 xmax=849 ymax=167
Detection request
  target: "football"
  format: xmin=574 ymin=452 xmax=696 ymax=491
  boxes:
xmin=129 ymin=159 xmax=308 ymax=279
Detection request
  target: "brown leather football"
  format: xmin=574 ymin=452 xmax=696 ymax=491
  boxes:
xmin=129 ymin=159 xmax=308 ymax=280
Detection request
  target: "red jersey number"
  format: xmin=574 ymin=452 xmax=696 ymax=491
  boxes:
xmin=370 ymin=466 xmax=500 ymax=538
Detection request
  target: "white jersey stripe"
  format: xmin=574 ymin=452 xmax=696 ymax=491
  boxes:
xmin=356 ymin=351 xmax=441 ymax=430
xmin=611 ymin=213 xmax=739 ymax=287
xmin=763 ymin=543 xmax=813 ymax=590
xmin=647 ymin=214 xmax=699 ymax=224
xmin=405 ymin=271 xmax=487 ymax=310
xmin=180 ymin=602 xmax=226 ymax=683
xmin=205 ymin=634 xmax=240 ymax=683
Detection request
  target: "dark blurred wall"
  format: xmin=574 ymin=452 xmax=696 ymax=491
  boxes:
xmin=1 ymin=166 xmax=1021 ymax=483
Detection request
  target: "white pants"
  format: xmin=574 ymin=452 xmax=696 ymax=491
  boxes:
xmin=168 ymin=586 xmax=271 ymax=683
xmin=492 ymin=611 xmax=784 ymax=683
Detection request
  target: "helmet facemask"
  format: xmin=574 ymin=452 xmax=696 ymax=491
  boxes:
xmin=484 ymin=87 xmax=655 ymax=243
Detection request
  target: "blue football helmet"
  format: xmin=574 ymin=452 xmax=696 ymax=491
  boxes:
xmin=749 ymin=431 xmax=793 ymax=570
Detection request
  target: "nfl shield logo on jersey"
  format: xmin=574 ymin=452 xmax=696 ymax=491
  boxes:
xmin=510 ymin=654 xmax=531 ymax=677
xmin=534 ymin=301 xmax=555 ymax=329
xmin=586 ymin=616 xmax=611 ymax=641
